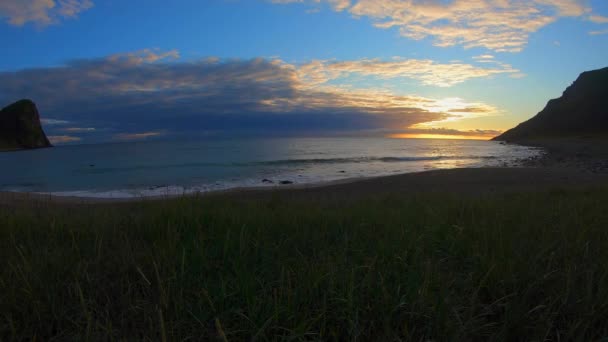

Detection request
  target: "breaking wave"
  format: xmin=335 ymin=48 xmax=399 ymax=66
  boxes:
xmin=253 ymin=155 xmax=497 ymax=166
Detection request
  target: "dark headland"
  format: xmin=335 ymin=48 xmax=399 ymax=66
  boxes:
xmin=494 ymin=66 xmax=608 ymax=172
xmin=0 ymin=99 xmax=52 ymax=151
xmin=2 ymin=71 xmax=608 ymax=340
xmin=494 ymin=66 xmax=608 ymax=142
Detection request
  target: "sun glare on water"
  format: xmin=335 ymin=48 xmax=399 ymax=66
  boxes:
xmin=388 ymin=134 xmax=492 ymax=140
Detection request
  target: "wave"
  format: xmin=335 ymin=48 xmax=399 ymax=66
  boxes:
xmin=253 ymin=155 xmax=497 ymax=166
xmin=27 ymin=154 xmax=504 ymax=198
xmin=72 ymin=155 xmax=499 ymax=175
xmin=37 ymin=179 xmax=277 ymax=199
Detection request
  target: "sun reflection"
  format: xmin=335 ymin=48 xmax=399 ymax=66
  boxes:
xmin=388 ymin=133 xmax=491 ymax=140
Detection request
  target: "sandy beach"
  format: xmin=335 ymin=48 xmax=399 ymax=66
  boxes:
xmin=2 ymin=165 xmax=607 ymax=206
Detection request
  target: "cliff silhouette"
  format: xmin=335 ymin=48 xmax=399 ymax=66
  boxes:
xmin=494 ymin=67 xmax=608 ymax=142
xmin=0 ymin=99 xmax=52 ymax=151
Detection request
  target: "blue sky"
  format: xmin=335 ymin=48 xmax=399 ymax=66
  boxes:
xmin=1 ymin=0 xmax=607 ymax=143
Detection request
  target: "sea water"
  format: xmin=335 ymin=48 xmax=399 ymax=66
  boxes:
xmin=0 ymin=137 xmax=542 ymax=198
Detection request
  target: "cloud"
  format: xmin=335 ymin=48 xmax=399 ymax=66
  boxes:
xmin=509 ymin=72 xmax=527 ymax=79
xmin=589 ymin=15 xmax=608 ymax=24
xmin=48 ymin=135 xmax=81 ymax=144
xmin=0 ymin=0 xmax=93 ymax=26
xmin=108 ymin=49 xmax=180 ymax=65
xmin=426 ymin=128 xmax=503 ymax=137
xmin=298 ymin=58 xmax=518 ymax=87
xmin=62 ymin=127 xmax=95 ymax=132
xmin=390 ymin=127 xmax=503 ymax=140
xmin=41 ymin=118 xmax=70 ymax=125
xmin=589 ymin=29 xmax=608 ymax=35
xmin=473 ymin=55 xmax=495 ymax=61
xmin=114 ymin=131 xmax=163 ymax=141
xmin=0 ymin=50 xmax=501 ymax=142
xmin=271 ymin=0 xmax=602 ymax=52
xmin=271 ymin=0 xmax=350 ymax=11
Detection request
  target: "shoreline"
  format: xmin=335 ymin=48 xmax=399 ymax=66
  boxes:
xmin=2 ymin=165 xmax=607 ymax=205
xmin=2 ymin=138 xmax=608 ymax=205
xmin=506 ymin=136 xmax=608 ymax=172
xmin=0 ymin=174 xmax=375 ymax=204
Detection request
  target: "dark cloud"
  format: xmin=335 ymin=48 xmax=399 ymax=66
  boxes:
xmin=402 ymin=128 xmax=503 ymax=137
xmin=447 ymin=107 xmax=494 ymax=113
xmin=0 ymin=54 xmax=478 ymax=143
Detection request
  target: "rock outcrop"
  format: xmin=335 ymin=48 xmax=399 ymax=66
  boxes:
xmin=0 ymin=99 xmax=52 ymax=151
xmin=494 ymin=67 xmax=608 ymax=142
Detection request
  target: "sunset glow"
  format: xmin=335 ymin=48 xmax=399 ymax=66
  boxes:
xmin=389 ymin=134 xmax=493 ymax=141
xmin=0 ymin=1 xmax=607 ymax=142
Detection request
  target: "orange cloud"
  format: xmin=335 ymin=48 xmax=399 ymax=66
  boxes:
xmin=274 ymin=0 xmax=603 ymax=52
xmin=390 ymin=128 xmax=503 ymax=141
xmin=297 ymin=58 xmax=519 ymax=87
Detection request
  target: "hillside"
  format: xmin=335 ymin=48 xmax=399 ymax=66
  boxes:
xmin=0 ymin=99 xmax=52 ymax=151
xmin=494 ymin=67 xmax=608 ymax=142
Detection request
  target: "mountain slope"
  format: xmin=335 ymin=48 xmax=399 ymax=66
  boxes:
xmin=0 ymin=99 xmax=52 ymax=151
xmin=494 ymin=67 xmax=608 ymax=142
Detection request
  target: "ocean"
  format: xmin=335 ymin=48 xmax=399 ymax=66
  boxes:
xmin=0 ymin=137 xmax=541 ymax=198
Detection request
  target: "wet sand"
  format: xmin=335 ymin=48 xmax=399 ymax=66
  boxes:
xmin=1 ymin=166 xmax=607 ymax=206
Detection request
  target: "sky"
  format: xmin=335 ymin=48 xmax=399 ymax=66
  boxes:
xmin=0 ymin=0 xmax=607 ymax=144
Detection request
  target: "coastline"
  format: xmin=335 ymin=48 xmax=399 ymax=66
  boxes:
xmin=506 ymin=136 xmax=608 ymax=172
xmin=2 ymin=138 xmax=607 ymax=205
xmin=2 ymin=166 xmax=607 ymax=206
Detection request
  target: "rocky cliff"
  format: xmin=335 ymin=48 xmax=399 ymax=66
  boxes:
xmin=494 ymin=67 xmax=608 ymax=142
xmin=0 ymin=99 xmax=52 ymax=151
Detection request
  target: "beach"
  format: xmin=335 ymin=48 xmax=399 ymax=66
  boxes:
xmin=2 ymin=160 xmax=607 ymax=206
xmin=1 ymin=166 xmax=607 ymax=206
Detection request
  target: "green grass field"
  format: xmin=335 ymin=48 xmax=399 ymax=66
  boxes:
xmin=2 ymin=188 xmax=608 ymax=341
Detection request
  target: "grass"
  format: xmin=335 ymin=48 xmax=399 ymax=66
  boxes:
xmin=2 ymin=187 xmax=608 ymax=341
